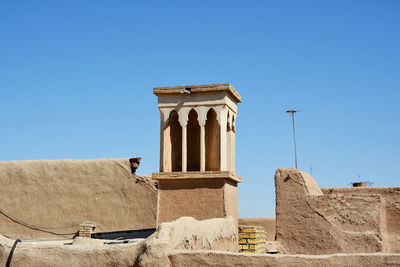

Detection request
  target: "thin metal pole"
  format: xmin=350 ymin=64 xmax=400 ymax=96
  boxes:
xmin=291 ymin=113 xmax=298 ymax=169
xmin=286 ymin=110 xmax=300 ymax=169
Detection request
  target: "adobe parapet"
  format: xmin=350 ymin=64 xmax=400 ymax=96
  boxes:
xmin=322 ymin=186 xmax=400 ymax=203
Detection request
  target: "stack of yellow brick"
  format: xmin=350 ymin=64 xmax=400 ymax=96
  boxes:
xmin=78 ymin=222 xmax=96 ymax=238
xmin=238 ymin=226 xmax=266 ymax=253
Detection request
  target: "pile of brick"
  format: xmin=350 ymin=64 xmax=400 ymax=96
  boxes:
xmin=238 ymin=225 xmax=266 ymax=253
xmin=78 ymin=222 xmax=96 ymax=238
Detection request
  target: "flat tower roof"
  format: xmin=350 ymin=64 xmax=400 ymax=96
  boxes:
xmin=153 ymin=83 xmax=241 ymax=103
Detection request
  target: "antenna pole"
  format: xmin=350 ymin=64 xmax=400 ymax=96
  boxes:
xmin=292 ymin=112 xmax=298 ymax=169
xmin=286 ymin=110 xmax=299 ymax=169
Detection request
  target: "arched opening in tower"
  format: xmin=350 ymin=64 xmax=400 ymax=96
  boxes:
xmin=169 ymin=110 xmax=182 ymax=172
xmin=187 ymin=109 xmax=200 ymax=171
xmin=205 ymin=108 xmax=220 ymax=171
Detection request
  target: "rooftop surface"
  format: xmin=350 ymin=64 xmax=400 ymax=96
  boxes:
xmin=153 ymin=83 xmax=242 ymax=103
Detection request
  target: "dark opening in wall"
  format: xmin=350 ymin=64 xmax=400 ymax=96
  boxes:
xmin=205 ymin=108 xmax=220 ymax=171
xmin=169 ymin=110 xmax=182 ymax=172
xmin=187 ymin=109 xmax=200 ymax=171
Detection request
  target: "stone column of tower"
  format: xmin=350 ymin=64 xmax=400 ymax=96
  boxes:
xmin=152 ymin=84 xmax=242 ymax=227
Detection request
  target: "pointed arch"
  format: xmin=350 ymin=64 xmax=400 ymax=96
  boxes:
xmin=187 ymin=109 xmax=200 ymax=171
xmin=169 ymin=110 xmax=182 ymax=172
xmin=205 ymin=108 xmax=221 ymax=171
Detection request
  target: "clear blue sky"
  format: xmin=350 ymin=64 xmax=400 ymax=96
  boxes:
xmin=1 ymin=1 xmax=399 ymax=217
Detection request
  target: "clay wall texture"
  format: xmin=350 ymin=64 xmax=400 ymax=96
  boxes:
xmin=309 ymin=194 xmax=381 ymax=233
xmin=321 ymin=187 xmax=400 ymax=205
xmin=275 ymin=168 xmax=400 ymax=254
xmin=322 ymin=186 xmax=400 ymax=253
xmin=136 ymin=216 xmax=238 ymax=266
xmin=223 ymin=180 xmax=238 ymax=227
xmin=0 ymin=158 xmax=157 ymax=239
xmin=0 ymin=217 xmax=239 ymax=267
xmin=157 ymin=178 xmax=237 ymax=225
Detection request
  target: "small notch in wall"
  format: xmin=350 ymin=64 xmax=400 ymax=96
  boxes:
xmin=184 ymin=87 xmax=191 ymax=94
xmin=284 ymin=175 xmax=290 ymax=182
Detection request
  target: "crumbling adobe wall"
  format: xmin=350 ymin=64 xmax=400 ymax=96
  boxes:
xmin=308 ymin=194 xmax=381 ymax=233
xmin=0 ymin=234 xmax=142 ymax=267
xmin=322 ymin=187 xmax=400 ymax=205
xmin=275 ymin=168 xmax=383 ymax=254
xmin=135 ymin=216 xmax=238 ymax=266
xmin=0 ymin=217 xmax=238 ymax=267
xmin=0 ymin=158 xmax=157 ymax=239
xmin=322 ymin=187 xmax=400 ymax=253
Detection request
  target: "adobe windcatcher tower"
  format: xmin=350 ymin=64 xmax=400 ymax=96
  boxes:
xmin=152 ymin=84 xmax=242 ymax=226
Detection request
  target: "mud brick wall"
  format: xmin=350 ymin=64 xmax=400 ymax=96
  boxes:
xmin=238 ymin=226 xmax=266 ymax=253
xmin=0 ymin=158 xmax=157 ymax=239
xmin=275 ymin=168 xmax=386 ymax=254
